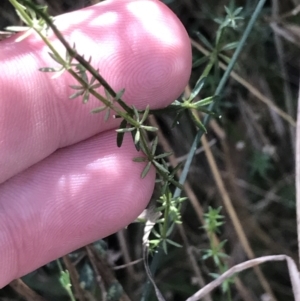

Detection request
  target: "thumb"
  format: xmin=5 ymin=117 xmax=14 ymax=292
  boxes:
xmin=0 ymin=0 xmax=191 ymax=183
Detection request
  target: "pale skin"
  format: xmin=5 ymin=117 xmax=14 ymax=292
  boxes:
xmin=0 ymin=0 xmax=191 ymax=287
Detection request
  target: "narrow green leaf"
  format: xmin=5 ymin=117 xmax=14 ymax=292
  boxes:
xmin=133 ymin=157 xmax=147 ymax=162
xmin=116 ymin=127 xmax=135 ymax=133
xmin=140 ymin=105 xmax=150 ymax=124
xmin=104 ymin=108 xmax=110 ymax=121
xmin=153 ymin=161 xmax=169 ymax=174
xmin=193 ymin=95 xmax=215 ymax=107
xmin=193 ymin=56 xmax=209 ymax=68
xmin=115 ymin=88 xmax=125 ymax=100
xmin=132 ymin=106 xmax=139 ymax=120
xmin=189 ymin=111 xmax=207 ymax=133
xmin=69 ymin=84 xmax=83 ymax=90
xmin=82 ymin=92 xmax=90 ymax=103
xmin=221 ymin=41 xmax=239 ymax=51
xmin=69 ymin=90 xmax=83 ymax=99
xmin=190 ymin=77 xmax=206 ymax=100
xmin=5 ymin=25 xmax=29 ymax=32
xmin=195 ymin=31 xmax=213 ymax=50
xmin=154 ymin=152 xmax=172 ymax=160
xmin=234 ymin=7 xmax=243 ymax=16
xmin=166 ymin=222 xmax=175 ymax=237
xmin=91 ymin=106 xmax=107 ymax=114
xmin=132 ymin=130 xmax=141 ymax=151
xmin=162 ymin=240 xmax=168 ymax=254
xmin=141 ymin=162 xmax=152 ymax=178
xmin=224 ymin=5 xmax=230 ymax=15
xmin=116 ymin=119 xmax=128 ymax=147
xmin=48 ymin=51 xmax=63 ymax=64
xmin=166 ymin=239 xmax=182 ymax=248
xmin=134 ymin=129 xmax=140 ymax=145
xmin=91 ymin=83 xmax=101 ymax=90
xmin=39 ymin=67 xmax=60 ymax=72
xmin=142 ymin=126 xmax=158 ymax=132
xmin=151 ymin=137 xmax=158 ymax=155
xmin=169 ymin=179 xmax=184 ymax=190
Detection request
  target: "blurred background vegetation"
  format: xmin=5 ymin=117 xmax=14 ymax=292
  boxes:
xmin=0 ymin=0 xmax=299 ymax=300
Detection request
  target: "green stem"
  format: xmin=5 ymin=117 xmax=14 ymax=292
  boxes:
xmin=12 ymin=0 xmax=138 ymax=127
xmin=162 ymin=191 xmax=170 ymax=239
xmin=56 ymin=260 xmax=76 ymax=301
xmin=142 ymin=0 xmax=267 ymax=300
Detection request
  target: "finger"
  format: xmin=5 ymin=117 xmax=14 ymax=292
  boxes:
xmin=0 ymin=0 xmax=191 ymax=183
xmin=0 ymin=130 xmax=155 ymax=288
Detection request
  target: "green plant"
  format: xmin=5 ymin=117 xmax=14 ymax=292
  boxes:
xmin=4 ymin=0 xmax=296 ymax=301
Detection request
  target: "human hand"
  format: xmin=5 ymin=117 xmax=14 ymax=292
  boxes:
xmin=0 ymin=0 xmax=191 ymax=287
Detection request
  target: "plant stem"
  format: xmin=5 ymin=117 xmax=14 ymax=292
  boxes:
xmin=142 ymin=0 xmax=267 ymax=300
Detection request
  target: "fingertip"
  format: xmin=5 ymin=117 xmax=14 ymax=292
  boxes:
xmin=0 ymin=0 xmax=191 ymax=182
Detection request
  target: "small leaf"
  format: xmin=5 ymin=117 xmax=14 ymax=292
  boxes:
xmin=5 ymin=26 xmax=28 ymax=32
xmin=166 ymin=222 xmax=175 ymax=237
xmin=133 ymin=157 xmax=147 ymax=162
xmin=195 ymin=31 xmax=213 ymax=50
xmin=193 ymin=56 xmax=209 ymax=68
xmin=142 ymin=126 xmax=158 ymax=132
xmin=151 ymin=137 xmax=158 ymax=155
xmin=82 ymin=92 xmax=90 ymax=103
xmin=132 ymin=130 xmax=141 ymax=151
xmin=224 ymin=5 xmax=230 ymax=15
xmin=162 ymin=240 xmax=168 ymax=254
xmin=169 ymin=179 xmax=184 ymax=190
xmin=104 ymin=108 xmax=110 ymax=121
xmin=116 ymin=127 xmax=135 ymax=133
xmin=154 ymin=152 xmax=173 ymax=160
xmin=190 ymin=77 xmax=206 ymax=100
xmin=48 ymin=51 xmax=63 ymax=64
xmin=91 ymin=106 xmax=107 ymax=114
xmin=140 ymin=105 xmax=150 ymax=124
xmin=141 ymin=162 xmax=152 ymax=178
xmin=134 ymin=129 xmax=140 ymax=145
xmin=153 ymin=161 xmax=169 ymax=174
xmin=132 ymin=106 xmax=139 ymax=120
xmin=115 ymin=88 xmax=125 ymax=100
xmin=189 ymin=111 xmax=207 ymax=133
xmin=166 ymin=239 xmax=182 ymax=248
xmin=69 ymin=90 xmax=83 ymax=99
xmin=69 ymin=84 xmax=83 ymax=90
xmin=39 ymin=67 xmax=60 ymax=72
xmin=221 ymin=41 xmax=239 ymax=51
xmin=193 ymin=95 xmax=215 ymax=108
xmin=234 ymin=7 xmax=243 ymax=16
xmin=116 ymin=119 xmax=128 ymax=147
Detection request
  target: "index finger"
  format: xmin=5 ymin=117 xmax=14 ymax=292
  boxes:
xmin=0 ymin=0 xmax=191 ymax=183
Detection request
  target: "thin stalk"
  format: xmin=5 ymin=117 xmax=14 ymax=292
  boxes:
xmin=142 ymin=0 xmax=267 ymax=300
xmin=12 ymin=0 xmax=138 ymax=125
xmin=162 ymin=191 xmax=170 ymax=239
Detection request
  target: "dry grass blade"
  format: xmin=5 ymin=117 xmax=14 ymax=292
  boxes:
xmin=185 ymin=255 xmax=300 ymax=301
xmin=85 ymin=245 xmax=132 ymax=301
xmin=9 ymin=279 xmax=48 ymax=301
xmin=270 ymin=21 xmax=300 ymax=47
xmin=62 ymin=255 xmax=87 ymax=301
